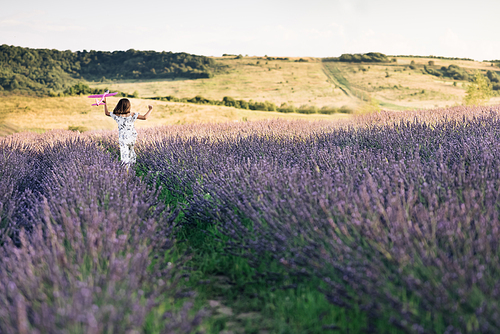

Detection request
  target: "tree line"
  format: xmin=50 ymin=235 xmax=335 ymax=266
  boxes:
xmin=423 ymin=64 xmax=470 ymax=80
xmin=393 ymin=54 xmax=474 ymax=61
xmin=322 ymin=53 xmax=475 ymax=63
xmin=422 ymin=63 xmax=500 ymax=90
xmin=149 ymin=95 xmax=350 ymax=114
xmin=0 ymin=45 xmax=221 ymax=95
xmin=61 ymin=83 xmax=138 ymax=98
xmin=322 ymin=52 xmax=390 ymax=63
xmin=59 ymin=83 xmax=350 ymax=114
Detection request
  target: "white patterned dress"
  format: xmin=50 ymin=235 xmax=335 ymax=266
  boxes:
xmin=110 ymin=112 xmax=139 ymax=165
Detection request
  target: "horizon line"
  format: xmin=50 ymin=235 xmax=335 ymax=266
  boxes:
xmin=1 ymin=43 xmax=493 ymax=62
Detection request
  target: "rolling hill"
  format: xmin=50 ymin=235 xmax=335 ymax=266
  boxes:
xmin=90 ymin=54 xmax=500 ymax=110
xmin=0 ymin=44 xmax=220 ymax=95
xmin=2 ymin=46 xmax=500 ymax=136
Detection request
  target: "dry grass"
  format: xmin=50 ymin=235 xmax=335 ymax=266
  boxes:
xmin=91 ymin=57 xmax=351 ymax=109
xmin=336 ymin=63 xmax=463 ymax=108
xmin=0 ymin=95 xmax=350 ymax=135
xmin=336 ymin=59 xmax=500 ymax=109
xmin=2 ymin=56 xmax=497 ymax=137
xmin=90 ymin=57 xmax=500 ymax=111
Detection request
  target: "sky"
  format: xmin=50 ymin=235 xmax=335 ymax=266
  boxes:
xmin=1 ymin=0 xmax=499 ymax=60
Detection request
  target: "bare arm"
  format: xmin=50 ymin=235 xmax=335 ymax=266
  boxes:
xmin=104 ymin=97 xmax=111 ymax=117
xmin=137 ymin=105 xmax=153 ymax=120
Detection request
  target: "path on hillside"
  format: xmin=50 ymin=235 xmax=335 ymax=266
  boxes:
xmin=322 ymin=63 xmax=352 ymax=97
xmin=322 ymin=63 xmax=372 ymax=102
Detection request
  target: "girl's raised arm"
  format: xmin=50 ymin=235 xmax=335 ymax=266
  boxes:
xmin=137 ymin=105 xmax=153 ymax=120
xmin=104 ymin=98 xmax=111 ymax=117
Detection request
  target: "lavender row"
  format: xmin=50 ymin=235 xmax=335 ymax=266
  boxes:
xmin=356 ymin=105 xmax=499 ymax=126
xmin=137 ymin=111 xmax=500 ymax=333
xmin=0 ymin=135 xmax=203 ymax=333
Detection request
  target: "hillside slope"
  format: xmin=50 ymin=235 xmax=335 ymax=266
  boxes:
xmin=3 ymin=46 xmax=500 ymax=112
xmin=91 ymin=55 xmax=500 ymax=110
xmin=0 ymin=45 xmax=219 ymax=95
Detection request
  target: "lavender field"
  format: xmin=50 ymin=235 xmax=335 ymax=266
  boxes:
xmin=0 ymin=132 xmax=204 ymax=333
xmin=2 ymin=105 xmax=500 ymax=333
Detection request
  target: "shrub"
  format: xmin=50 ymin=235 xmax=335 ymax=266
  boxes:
xmin=278 ymin=103 xmax=296 ymax=113
xmin=443 ymin=64 xmax=469 ymax=80
xmin=223 ymin=96 xmax=236 ymax=107
xmin=265 ymin=101 xmax=277 ymax=111
xmin=249 ymin=101 xmax=268 ymax=111
xmin=296 ymin=105 xmax=317 ymax=114
xmin=188 ymin=95 xmax=211 ymax=104
xmin=487 ymin=70 xmax=500 ymax=83
xmin=238 ymin=99 xmax=249 ymax=109
xmin=338 ymin=105 xmax=353 ymax=113
xmin=464 ymin=72 xmax=492 ymax=105
xmin=424 ymin=65 xmax=443 ymax=77
xmin=319 ymin=106 xmax=337 ymax=114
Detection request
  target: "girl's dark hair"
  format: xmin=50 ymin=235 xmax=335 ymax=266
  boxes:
xmin=113 ymin=99 xmax=131 ymax=115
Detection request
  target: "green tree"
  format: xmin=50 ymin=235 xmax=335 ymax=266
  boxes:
xmin=464 ymin=72 xmax=492 ymax=105
xmin=486 ymin=70 xmax=500 ymax=83
xmin=222 ymin=96 xmax=236 ymax=107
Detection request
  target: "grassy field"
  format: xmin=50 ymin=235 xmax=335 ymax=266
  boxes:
xmin=91 ymin=57 xmax=352 ymax=109
xmin=90 ymin=56 xmax=500 ymax=111
xmin=332 ymin=57 xmax=500 ymax=109
xmin=3 ymin=55 xmax=500 ymax=137
xmin=0 ymin=95 xmax=350 ymax=135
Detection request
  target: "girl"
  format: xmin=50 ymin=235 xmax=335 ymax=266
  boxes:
xmin=103 ymin=97 xmax=153 ymax=166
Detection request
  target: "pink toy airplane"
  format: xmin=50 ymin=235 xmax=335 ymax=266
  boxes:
xmin=88 ymin=90 xmax=118 ymax=106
